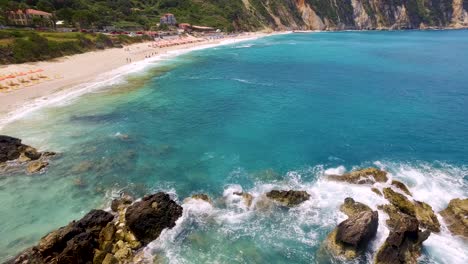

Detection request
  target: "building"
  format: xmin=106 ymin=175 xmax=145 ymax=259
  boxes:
xmin=8 ymin=9 xmax=53 ymax=27
xmin=178 ymin=23 xmax=191 ymax=31
xmin=160 ymin=13 xmax=177 ymax=26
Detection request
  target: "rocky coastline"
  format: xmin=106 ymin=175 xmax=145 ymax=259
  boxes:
xmin=0 ymin=135 xmax=55 ymax=174
xmin=2 ymin=136 xmax=467 ymax=263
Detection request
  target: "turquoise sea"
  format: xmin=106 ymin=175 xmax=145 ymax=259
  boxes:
xmin=0 ymin=31 xmax=467 ymax=263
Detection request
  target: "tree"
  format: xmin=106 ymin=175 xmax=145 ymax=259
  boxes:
xmin=36 ymin=0 xmax=54 ymax=12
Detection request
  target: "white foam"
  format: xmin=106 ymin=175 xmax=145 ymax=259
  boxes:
xmin=143 ymin=161 xmax=467 ymax=263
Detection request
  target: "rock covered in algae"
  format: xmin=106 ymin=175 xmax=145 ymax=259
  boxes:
xmin=440 ymin=198 xmax=468 ymax=238
xmin=340 ymin=197 xmax=372 ymax=217
xmin=265 ymin=190 xmax=310 ymax=207
xmin=328 ymin=167 xmax=388 ymax=184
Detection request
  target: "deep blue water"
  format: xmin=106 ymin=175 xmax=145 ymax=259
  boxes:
xmin=0 ymin=30 xmax=467 ymax=263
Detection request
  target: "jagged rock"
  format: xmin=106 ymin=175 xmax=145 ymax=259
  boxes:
xmin=371 ymin=187 xmax=382 ymax=196
xmin=27 ymin=160 xmax=49 ymax=174
xmin=328 ymin=167 xmax=388 ymax=184
xmin=265 ymin=190 xmax=310 ymax=207
xmin=383 ymin=187 xmax=416 ymax=216
xmin=340 ymin=197 xmax=372 ymax=217
xmin=383 ymin=188 xmax=440 ymax=232
xmin=234 ymin=192 xmax=253 ymax=207
xmin=414 ymin=201 xmax=440 ymax=232
xmin=324 ymin=210 xmax=379 ymax=260
xmin=23 ymin=146 xmax=42 ymax=160
xmin=337 ymin=211 xmax=379 ymax=246
xmin=125 ymin=192 xmax=183 ymax=245
xmin=440 ymin=198 xmax=468 ymax=238
xmin=93 ymin=249 xmax=107 ymax=264
xmin=375 ymin=205 xmax=430 ymax=264
xmin=99 ymin=223 xmax=116 ymax=242
xmin=102 ymin=253 xmax=119 ymax=264
xmin=111 ymin=193 xmax=134 ymax=212
xmin=0 ymin=135 xmax=24 ymax=162
xmin=391 ymin=180 xmax=412 ymax=196
xmin=9 ymin=210 xmax=114 ymax=264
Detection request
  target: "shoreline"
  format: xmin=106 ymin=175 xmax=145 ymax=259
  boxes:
xmin=0 ymin=32 xmax=276 ymax=128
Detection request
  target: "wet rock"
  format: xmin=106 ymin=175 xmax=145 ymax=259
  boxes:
xmin=414 ymin=201 xmax=440 ymax=232
xmin=125 ymin=192 xmax=183 ymax=245
xmin=440 ymin=198 xmax=468 ymax=238
xmin=73 ymin=177 xmax=88 ymax=188
xmin=190 ymin=193 xmax=212 ymax=203
xmin=102 ymin=253 xmax=119 ymax=264
xmin=265 ymin=190 xmax=310 ymax=207
xmin=340 ymin=197 xmax=372 ymax=217
xmin=383 ymin=187 xmax=416 ymax=216
xmin=328 ymin=167 xmax=388 ymax=184
xmin=9 ymin=210 xmax=114 ymax=264
xmin=337 ymin=211 xmax=379 ymax=247
xmin=324 ymin=210 xmax=379 ymax=260
xmin=391 ymin=180 xmax=412 ymax=196
xmin=0 ymin=135 xmax=23 ymax=162
xmin=27 ymin=160 xmax=49 ymax=174
xmin=234 ymin=192 xmax=253 ymax=207
xmin=371 ymin=187 xmax=382 ymax=196
xmin=111 ymin=193 xmax=134 ymax=212
xmin=24 ymin=146 xmax=42 ymax=160
xmin=376 ymin=204 xmax=430 ymax=264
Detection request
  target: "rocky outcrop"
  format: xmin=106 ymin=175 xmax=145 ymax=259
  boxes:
xmin=383 ymin=187 xmax=440 ymax=232
xmin=265 ymin=190 xmax=310 ymax=207
xmin=9 ymin=210 xmax=114 ymax=264
xmin=440 ymin=198 xmax=468 ymax=238
xmin=376 ymin=204 xmax=430 ymax=264
xmin=328 ymin=167 xmax=388 ymax=184
xmin=125 ymin=192 xmax=183 ymax=245
xmin=9 ymin=192 xmax=183 ymax=264
xmin=324 ymin=199 xmax=378 ymax=260
xmin=0 ymin=135 xmax=55 ymax=174
xmin=391 ymin=180 xmax=412 ymax=196
xmin=340 ymin=197 xmax=372 ymax=217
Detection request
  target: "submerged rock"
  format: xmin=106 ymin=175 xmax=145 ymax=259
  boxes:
xmin=371 ymin=187 xmax=382 ymax=196
xmin=27 ymin=160 xmax=49 ymax=174
xmin=265 ymin=190 xmax=310 ymax=207
xmin=125 ymin=192 xmax=183 ymax=245
xmin=328 ymin=167 xmax=388 ymax=184
xmin=440 ymin=198 xmax=468 ymax=238
xmin=234 ymin=192 xmax=253 ymax=208
xmin=190 ymin=193 xmax=212 ymax=203
xmin=375 ymin=204 xmax=430 ymax=264
xmin=340 ymin=197 xmax=372 ymax=217
xmin=391 ymin=180 xmax=412 ymax=196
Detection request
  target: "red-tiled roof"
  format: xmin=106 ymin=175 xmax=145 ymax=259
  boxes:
xmin=12 ymin=9 xmax=52 ymax=16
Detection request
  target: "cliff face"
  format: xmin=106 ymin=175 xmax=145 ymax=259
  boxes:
xmin=233 ymin=0 xmax=468 ymax=30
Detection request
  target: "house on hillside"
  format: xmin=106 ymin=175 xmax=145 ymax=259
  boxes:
xmin=178 ymin=23 xmax=191 ymax=32
xmin=8 ymin=9 xmax=53 ymax=27
xmin=160 ymin=13 xmax=177 ymax=26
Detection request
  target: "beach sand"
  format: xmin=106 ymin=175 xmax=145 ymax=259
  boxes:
xmin=0 ymin=32 xmax=269 ymax=119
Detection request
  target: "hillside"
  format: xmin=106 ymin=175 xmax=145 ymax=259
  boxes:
xmin=1 ymin=0 xmax=468 ymax=31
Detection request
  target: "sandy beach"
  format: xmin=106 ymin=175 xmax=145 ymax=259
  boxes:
xmin=0 ymin=32 xmax=269 ymax=120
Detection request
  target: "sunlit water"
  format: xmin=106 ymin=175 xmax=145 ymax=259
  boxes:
xmin=0 ymin=31 xmax=467 ymax=263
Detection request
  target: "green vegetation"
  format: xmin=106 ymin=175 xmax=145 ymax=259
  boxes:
xmin=0 ymin=29 xmax=151 ymax=64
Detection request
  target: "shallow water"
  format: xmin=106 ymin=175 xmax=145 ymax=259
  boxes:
xmin=1 ymin=31 xmax=467 ymax=263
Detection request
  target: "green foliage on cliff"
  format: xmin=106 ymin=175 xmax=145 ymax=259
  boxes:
xmin=0 ymin=30 xmax=150 ymax=64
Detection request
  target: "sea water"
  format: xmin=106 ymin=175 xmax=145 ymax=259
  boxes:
xmin=0 ymin=30 xmax=467 ymax=263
